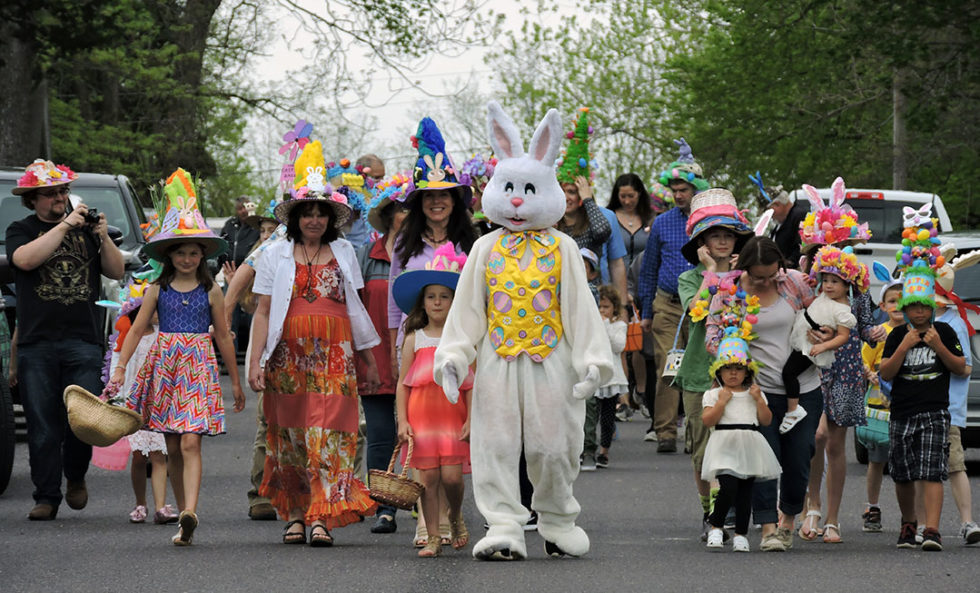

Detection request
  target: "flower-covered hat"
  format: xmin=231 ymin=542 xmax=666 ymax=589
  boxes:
xmin=681 ymin=188 xmax=753 ymax=265
xmin=367 ymin=172 xmax=412 ymax=233
xmin=459 ymin=153 xmax=497 ymax=197
xmin=404 ymin=117 xmax=472 ymax=205
xmin=809 ymin=245 xmax=870 ymax=294
xmin=648 ymin=180 xmax=673 ymax=212
xmin=391 ymin=243 xmax=467 ymax=313
xmin=895 ymin=203 xmax=943 ymax=311
xmin=13 ymin=159 xmax=78 ymax=196
xmin=658 ymin=138 xmax=709 ymax=193
xmin=798 ymin=177 xmax=871 ymax=254
xmin=556 ymin=107 xmax=597 ymax=185
xmin=274 ymin=140 xmax=352 ymax=228
xmin=142 ymin=168 xmax=228 ymax=261
xmin=692 ymin=278 xmax=761 ymax=379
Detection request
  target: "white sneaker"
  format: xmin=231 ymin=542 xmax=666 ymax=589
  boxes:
xmin=706 ymin=527 xmax=724 ymax=549
xmin=779 ymin=406 xmax=808 ymax=434
xmin=643 ymin=430 xmax=657 ymax=442
xmin=960 ymin=521 xmax=980 ymax=545
xmin=732 ymin=535 xmax=750 ymax=552
xmin=580 ymin=454 xmax=597 ymax=472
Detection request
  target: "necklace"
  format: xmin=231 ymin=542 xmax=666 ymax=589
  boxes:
xmin=424 ymin=227 xmax=448 ymax=244
xmin=301 ymin=242 xmax=323 ymax=303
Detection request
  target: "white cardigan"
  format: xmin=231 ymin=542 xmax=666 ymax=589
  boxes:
xmin=253 ymin=238 xmax=380 ymax=365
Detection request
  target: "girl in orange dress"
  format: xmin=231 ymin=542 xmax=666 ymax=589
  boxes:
xmin=393 ymin=243 xmax=472 ymax=558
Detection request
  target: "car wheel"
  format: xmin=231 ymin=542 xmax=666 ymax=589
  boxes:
xmin=0 ymin=371 xmax=14 ymax=495
xmin=853 ymin=430 xmax=868 ymax=465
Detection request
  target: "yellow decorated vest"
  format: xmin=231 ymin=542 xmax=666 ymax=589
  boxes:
xmin=485 ymin=231 xmax=563 ymax=362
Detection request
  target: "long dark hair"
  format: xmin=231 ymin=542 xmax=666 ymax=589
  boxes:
xmin=735 ymin=236 xmax=786 ymax=272
xmin=286 ymin=201 xmax=339 ymax=244
xmin=157 ymin=242 xmax=214 ymax=292
xmin=402 ymin=285 xmax=456 ymax=333
xmin=607 ymin=173 xmax=652 ymax=225
xmin=398 ymin=188 xmax=477 ymax=268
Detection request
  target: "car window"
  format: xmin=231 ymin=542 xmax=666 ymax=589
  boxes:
xmin=954 ymin=264 xmax=980 ymax=304
xmin=70 ymin=187 xmax=132 ymax=241
xmin=845 ymin=200 xmax=924 ymax=243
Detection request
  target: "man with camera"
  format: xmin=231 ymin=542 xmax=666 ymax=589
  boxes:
xmin=5 ymin=159 xmax=124 ymax=521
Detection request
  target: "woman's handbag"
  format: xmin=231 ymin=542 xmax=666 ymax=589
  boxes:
xmin=368 ymin=437 xmax=425 ymax=510
xmin=624 ymin=307 xmax=644 ymax=352
xmin=661 ymin=315 xmax=686 ymax=378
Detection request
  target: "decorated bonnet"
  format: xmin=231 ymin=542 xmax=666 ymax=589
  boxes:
xmin=404 ymin=117 xmax=472 ymax=205
xmin=556 ymin=107 xmax=597 ymax=185
xmin=274 ymin=140 xmax=352 ymax=228
xmin=809 ymin=245 xmax=870 ymax=294
xmin=459 ymin=153 xmax=497 ymax=195
xmin=658 ymin=138 xmax=709 ymax=192
xmin=13 ymin=159 xmax=78 ymax=196
xmin=798 ymin=177 xmax=871 ymax=253
xmin=391 ymin=243 xmax=467 ymax=314
xmin=142 ymin=168 xmax=228 ymax=261
xmin=895 ymin=202 xmax=943 ymax=311
xmin=692 ymin=277 xmax=762 ymax=379
xmin=367 ymin=172 xmax=412 ymax=233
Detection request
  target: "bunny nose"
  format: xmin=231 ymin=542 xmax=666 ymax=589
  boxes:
xmin=511 ymin=197 xmax=524 ymax=208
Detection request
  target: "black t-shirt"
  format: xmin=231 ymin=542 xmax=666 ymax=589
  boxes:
xmin=5 ymin=215 xmax=104 ymax=346
xmin=219 ymin=217 xmax=260 ymax=266
xmin=882 ymin=321 xmax=962 ymax=419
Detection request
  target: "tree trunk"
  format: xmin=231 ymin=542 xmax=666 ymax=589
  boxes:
xmin=892 ymin=68 xmax=908 ymax=190
xmin=0 ymin=29 xmax=45 ymax=164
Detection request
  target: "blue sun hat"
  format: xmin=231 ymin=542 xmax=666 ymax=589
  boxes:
xmin=391 ymin=243 xmax=467 ymax=314
xmin=404 ymin=117 xmax=472 ymax=205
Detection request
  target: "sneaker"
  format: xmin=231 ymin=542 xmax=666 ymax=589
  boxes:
xmin=643 ymin=430 xmax=657 ymax=442
xmin=759 ymin=532 xmax=785 ymax=552
xmin=153 ymin=504 xmax=179 ymax=524
xmin=775 ymin=526 xmax=794 ymax=550
xmin=896 ymin=521 xmax=918 ymax=549
xmin=921 ymin=527 xmax=943 ymax=551
xmin=915 ymin=524 xmax=925 ymax=545
xmin=706 ymin=527 xmax=724 ymax=549
xmin=960 ymin=521 xmax=980 ymax=545
xmin=580 ymin=454 xmax=597 ymax=472
xmin=615 ymin=404 xmax=633 ymax=422
xmin=524 ymin=511 xmax=538 ymax=532
xmin=732 ymin=534 xmax=750 ymax=552
xmin=595 ymin=454 xmax=609 ymax=468
xmin=656 ymin=439 xmax=677 ymax=453
xmin=861 ymin=506 xmax=882 ymax=533
xmin=129 ymin=505 xmax=148 ymax=523
xmin=778 ymin=406 xmax=808 ymax=434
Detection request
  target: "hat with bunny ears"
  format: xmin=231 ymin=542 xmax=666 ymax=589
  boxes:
xmin=392 ymin=242 xmax=467 ymax=313
xmin=142 ymin=168 xmax=227 ymax=261
xmin=404 ymin=117 xmax=472 ymax=205
xmin=658 ymin=138 xmax=710 ymax=193
xmin=895 ymin=202 xmax=942 ymax=311
xmin=798 ymin=177 xmax=871 ymax=254
xmin=274 ymin=140 xmax=353 ymax=228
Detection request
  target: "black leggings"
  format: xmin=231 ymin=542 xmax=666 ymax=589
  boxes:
xmin=781 ymin=350 xmax=813 ymax=400
xmin=598 ymin=397 xmax=618 ymax=448
xmin=708 ymin=474 xmax=756 ymax=535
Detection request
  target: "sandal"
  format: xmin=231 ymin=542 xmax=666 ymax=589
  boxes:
xmin=418 ymin=535 xmax=442 ymax=558
xmin=282 ymin=519 xmax=307 ymax=545
xmin=449 ymin=514 xmax=469 ymax=550
xmin=779 ymin=406 xmax=808 ymax=434
xmin=798 ymin=510 xmax=823 ymax=541
xmin=309 ymin=524 xmax=334 ymax=547
xmin=172 ymin=511 xmax=198 ymax=546
xmin=822 ymin=523 xmax=842 ymax=544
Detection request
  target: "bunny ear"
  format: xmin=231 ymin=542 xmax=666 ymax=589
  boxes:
xmin=527 ymin=108 xmax=563 ymax=165
xmin=802 ymin=184 xmax=824 ymax=212
xmin=486 ymin=101 xmax=525 ymax=159
xmin=434 ymin=153 xmax=444 ymax=169
xmin=753 ymin=209 xmax=773 ymax=236
xmin=423 ymin=154 xmax=436 ymax=169
xmin=184 ymin=196 xmax=196 ymax=210
xmin=872 ymin=261 xmax=892 ymax=283
xmin=831 ymin=177 xmax=846 ymax=208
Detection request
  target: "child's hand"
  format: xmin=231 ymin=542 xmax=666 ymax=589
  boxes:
xmin=109 ymin=366 xmax=125 ymax=389
xmin=718 ymin=386 xmax=733 ymax=404
xmin=901 ymin=325 xmax=923 ymax=350
xmin=697 ymin=245 xmax=716 ymax=272
xmin=749 ymin=384 xmax=764 ymax=402
xmin=397 ymin=420 xmax=413 ymax=443
xmin=921 ymin=326 xmax=941 ymax=349
xmin=232 ymin=384 xmax=245 ymax=413
xmin=459 ymin=418 xmax=471 ymax=443
xmin=868 ymin=325 xmax=887 ymax=343
xmin=810 ymin=343 xmax=826 ymax=357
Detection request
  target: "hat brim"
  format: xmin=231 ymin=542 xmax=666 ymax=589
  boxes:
xmin=681 ymin=222 xmax=753 ymax=265
xmin=12 ymin=178 xmax=72 ymax=196
xmin=274 ymin=196 xmax=352 ymax=229
xmin=367 ymin=197 xmax=394 ymax=233
xmin=404 ymin=183 xmax=473 ymax=206
xmin=392 ymin=269 xmax=460 ymax=314
xmin=141 ymin=235 xmax=228 ymax=262
xmin=243 ymin=214 xmax=278 ymax=230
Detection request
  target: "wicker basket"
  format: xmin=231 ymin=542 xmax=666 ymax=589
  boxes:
xmin=368 ymin=437 xmax=424 ymax=510
xmin=63 ymin=385 xmax=143 ymax=447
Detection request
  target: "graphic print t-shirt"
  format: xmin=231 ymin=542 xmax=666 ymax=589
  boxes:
xmin=881 ymin=322 xmax=962 ymax=419
xmin=5 ymin=215 xmax=103 ymax=345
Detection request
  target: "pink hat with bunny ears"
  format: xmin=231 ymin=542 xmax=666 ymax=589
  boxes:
xmin=142 ymin=168 xmax=227 ymax=262
xmin=797 ymin=177 xmax=871 ymax=254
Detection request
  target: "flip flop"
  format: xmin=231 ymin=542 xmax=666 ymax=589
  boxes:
xmin=798 ymin=510 xmax=823 ymax=541
xmin=822 ymin=523 xmax=842 ymax=544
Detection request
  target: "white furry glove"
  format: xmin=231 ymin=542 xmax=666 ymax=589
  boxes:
xmin=441 ymin=364 xmax=460 ymax=404
xmin=572 ymin=365 xmax=600 ymax=400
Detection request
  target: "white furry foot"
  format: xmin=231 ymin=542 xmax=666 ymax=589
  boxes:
xmin=473 ymin=535 xmax=526 ymax=561
xmin=538 ymin=524 xmax=589 ymax=557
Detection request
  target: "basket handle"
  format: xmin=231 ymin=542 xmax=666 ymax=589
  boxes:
xmin=386 ymin=436 xmax=414 ymax=479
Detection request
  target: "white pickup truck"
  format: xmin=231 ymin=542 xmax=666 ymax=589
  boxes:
xmin=787 ymin=188 xmax=952 ymax=292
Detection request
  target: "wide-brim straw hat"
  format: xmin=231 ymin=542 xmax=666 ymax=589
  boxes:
xmin=12 ymin=159 xmax=78 ymax=195
xmin=273 ymin=190 xmax=353 ymax=229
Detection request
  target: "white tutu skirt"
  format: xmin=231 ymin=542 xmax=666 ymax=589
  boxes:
xmin=701 ymin=429 xmax=781 ymax=481
xmin=595 ymin=382 xmax=629 ymax=399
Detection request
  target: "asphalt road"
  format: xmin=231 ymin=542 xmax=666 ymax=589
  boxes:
xmin=1 ymin=373 xmax=978 ymax=593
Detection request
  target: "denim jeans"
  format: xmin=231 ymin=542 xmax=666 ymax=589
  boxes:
xmin=751 ymin=387 xmax=823 ymax=524
xmin=18 ymin=339 xmax=104 ymax=505
xmin=362 ymin=394 xmax=397 ymax=516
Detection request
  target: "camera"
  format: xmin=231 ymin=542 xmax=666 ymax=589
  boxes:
xmin=83 ymin=208 xmax=101 ymax=224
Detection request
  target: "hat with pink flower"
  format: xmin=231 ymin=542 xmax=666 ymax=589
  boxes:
xmin=798 ymin=177 xmax=871 ymax=253
xmin=13 ymin=159 xmax=78 ymax=196
xmin=809 ymin=245 xmax=870 ymax=294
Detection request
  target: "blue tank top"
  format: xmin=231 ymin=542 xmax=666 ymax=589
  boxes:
xmin=158 ymin=284 xmax=211 ymax=333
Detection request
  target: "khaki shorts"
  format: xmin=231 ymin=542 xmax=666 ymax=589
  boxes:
xmin=949 ymin=425 xmax=966 ymax=474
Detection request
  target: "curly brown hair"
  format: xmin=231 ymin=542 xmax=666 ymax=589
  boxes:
xmin=597 ymin=284 xmax=623 ymax=317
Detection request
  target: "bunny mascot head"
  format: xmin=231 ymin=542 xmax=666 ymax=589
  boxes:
xmin=433 ymin=101 xmax=616 ymax=561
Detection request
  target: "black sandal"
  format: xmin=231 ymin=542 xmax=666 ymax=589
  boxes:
xmin=282 ymin=519 xmax=307 ymax=544
xmin=309 ymin=524 xmax=334 ymax=547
